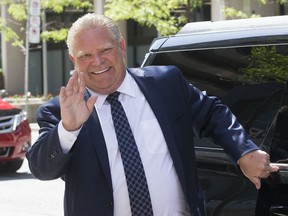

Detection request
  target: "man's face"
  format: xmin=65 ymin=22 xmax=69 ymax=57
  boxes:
xmin=70 ymin=27 xmax=126 ymax=94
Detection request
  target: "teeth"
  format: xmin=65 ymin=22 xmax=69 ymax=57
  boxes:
xmin=93 ymin=67 xmax=110 ymax=74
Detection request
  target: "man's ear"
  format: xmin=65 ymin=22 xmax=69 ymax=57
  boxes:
xmin=69 ymin=54 xmax=75 ymax=64
xmin=120 ymin=37 xmax=126 ymax=58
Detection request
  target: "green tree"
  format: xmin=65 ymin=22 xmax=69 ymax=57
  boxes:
xmin=105 ymin=0 xmax=202 ymax=36
xmin=0 ymin=0 xmax=93 ymax=48
xmin=1 ymin=0 xmax=287 ymax=47
xmin=224 ymin=0 xmax=288 ymax=19
xmin=1 ymin=0 xmax=204 ymax=48
xmin=240 ymin=46 xmax=288 ymax=83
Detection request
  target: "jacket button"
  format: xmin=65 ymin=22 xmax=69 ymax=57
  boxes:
xmin=50 ymin=151 xmax=57 ymax=159
xmin=109 ymin=201 xmax=113 ymax=207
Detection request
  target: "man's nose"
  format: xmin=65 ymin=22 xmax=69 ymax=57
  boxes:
xmin=91 ymin=53 xmax=103 ymax=66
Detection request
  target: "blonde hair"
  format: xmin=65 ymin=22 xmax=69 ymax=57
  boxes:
xmin=67 ymin=13 xmax=122 ymax=56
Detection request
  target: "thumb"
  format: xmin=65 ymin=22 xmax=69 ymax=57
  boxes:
xmin=249 ymin=176 xmax=261 ymax=190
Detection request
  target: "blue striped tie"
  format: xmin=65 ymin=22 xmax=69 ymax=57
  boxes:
xmin=106 ymin=91 xmax=153 ymax=216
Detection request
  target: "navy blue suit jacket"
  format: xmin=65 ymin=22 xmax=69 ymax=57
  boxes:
xmin=26 ymin=65 xmax=259 ymax=216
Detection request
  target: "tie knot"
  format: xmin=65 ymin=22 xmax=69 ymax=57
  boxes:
xmin=106 ymin=91 xmax=120 ymax=104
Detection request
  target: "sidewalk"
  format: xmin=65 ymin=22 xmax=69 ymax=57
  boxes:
xmin=29 ymin=123 xmax=39 ymax=131
xmin=29 ymin=123 xmax=39 ymax=144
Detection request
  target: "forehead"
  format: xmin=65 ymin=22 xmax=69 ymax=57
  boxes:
xmin=73 ymin=27 xmax=116 ymax=53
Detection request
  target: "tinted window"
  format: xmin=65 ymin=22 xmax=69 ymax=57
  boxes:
xmin=148 ymin=44 xmax=288 ymax=147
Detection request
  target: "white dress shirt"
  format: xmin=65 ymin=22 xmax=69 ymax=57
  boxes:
xmin=58 ymin=72 xmax=191 ymax=216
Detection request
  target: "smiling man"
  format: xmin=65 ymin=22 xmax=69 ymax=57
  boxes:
xmin=26 ymin=13 xmax=278 ymax=216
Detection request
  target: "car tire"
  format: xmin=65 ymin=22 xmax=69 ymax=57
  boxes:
xmin=0 ymin=160 xmax=24 ymax=173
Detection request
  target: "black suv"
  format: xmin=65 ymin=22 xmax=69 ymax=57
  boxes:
xmin=141 ymin=15 xmax=288 ymax=216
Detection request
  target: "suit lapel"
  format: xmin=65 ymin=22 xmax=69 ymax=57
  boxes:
xmin=84 ymin=91 xmax=113 ymax=193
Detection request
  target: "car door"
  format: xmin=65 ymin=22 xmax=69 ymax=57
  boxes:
xmin=256 ymin=83 xmax=288 ymax=216
xmin=143 ymin=40 xmax=288 ymax=215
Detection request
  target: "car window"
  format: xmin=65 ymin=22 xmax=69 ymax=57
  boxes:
xmin=148 ymin=44 xmax=288 ymax=147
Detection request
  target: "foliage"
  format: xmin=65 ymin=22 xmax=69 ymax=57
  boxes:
xmin=7 ymin=2 xmax=27 ymax=21
xmin=1 ymin=0 xmax=288 ymax=46
xmin=224 ymin=0 xmax=288 ymax=19
xmin=105 ymin=0 xmax=202 ymax=36
xmin=240 ymin=46 xmax=288 ymax=83
xmin=0 ymin=0 xmax=93 ymax=48
xmin=224 ymin=7 xmax=261 ymax=19
xmin=0 ymin=0 xmax=205 ymax=47
xmin=257 ymin=0 xmax=287 ymax=4
xmin=2 ymin=0 xmax=93 ymax=21
xmin=41 ymin=28 xmax=69 ymax=43
xmin=41 ymin=0 xmax=92 ymax=13
xmin=0 ymin=18 xmax=24 ymax=50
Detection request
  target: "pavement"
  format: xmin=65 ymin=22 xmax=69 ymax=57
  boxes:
xmin=30 ymin=123 xmax=40 ymax=132
xmin=0 ymin=122 xmax=64 ymax=216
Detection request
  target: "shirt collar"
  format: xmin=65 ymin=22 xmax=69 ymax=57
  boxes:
xmin=87 ymin=71 xmax=137 ymax=110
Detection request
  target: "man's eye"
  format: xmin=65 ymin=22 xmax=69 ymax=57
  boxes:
xmin=79 ymin=54 xmax=91 ymax=60
xmin=102 ymin=47 xmax=112 ymax=53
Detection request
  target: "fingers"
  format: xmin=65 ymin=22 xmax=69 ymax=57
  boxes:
xmin=61 ymin=71 xmax=85 ymax=97
xmin=249 ymin=166 xmax=279 ymax=190
xmin=87 ymin=95 xmax=98 ymax=112
xmin=259 ymin=163 xmax=279 ymax=178
xmin=270 ymin=164 xmax=280 ymax=172
xmin=238 ymin=150 xmax=280 ymax=189
xmin=78 ymin=71 xmax=86 ymax=95
xmin=258 ymin=170 xmax=271 ymax=178
xmin=71 ymin=71 xmax=86 ymax=95
xmin=251 ymin=164 xmax=279 ymax=190
xmin=257 ymin=153 xmax=278 ymax=178
xmin=59 ymin=86 xmax=66 ymax=103
xmin=66 ymin=70 xmax=78 ymax=93
xmin=261 ymin=153 xmax=279 ymax=173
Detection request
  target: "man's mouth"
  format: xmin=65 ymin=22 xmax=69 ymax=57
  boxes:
xmin=91 ymin=67 xmax=111 ymax=74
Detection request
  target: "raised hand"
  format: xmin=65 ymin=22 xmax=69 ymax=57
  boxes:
xmin=237 ymin=150 xmax=279 ymax=189
xmin=59 ymin=70 xmax=97 ymax=131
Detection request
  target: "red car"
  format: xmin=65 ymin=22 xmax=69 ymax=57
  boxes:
xmin=0 ymin=98 xmax=31 ymax=172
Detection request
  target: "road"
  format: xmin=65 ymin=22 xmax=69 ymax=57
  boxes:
xmin=0 ymin=124 xmax=64 ymax=216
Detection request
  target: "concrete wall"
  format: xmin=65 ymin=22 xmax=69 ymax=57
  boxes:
xmin=1 ymin=5 xmax=26 ymax=95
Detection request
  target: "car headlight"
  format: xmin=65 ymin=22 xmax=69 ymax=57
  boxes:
xmin=12 ymin=111 xmax=27 ymax=131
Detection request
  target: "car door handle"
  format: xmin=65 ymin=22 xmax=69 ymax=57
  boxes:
xmin=271 ymin=163 xmax=288 ymax=170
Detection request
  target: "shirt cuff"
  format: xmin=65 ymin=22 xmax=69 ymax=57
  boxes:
xmin=58 ymin=120 xmax=81 ymax=154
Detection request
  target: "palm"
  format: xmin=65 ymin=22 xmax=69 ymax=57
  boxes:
xmin=60 ymin=71 xmax=97 ymax=131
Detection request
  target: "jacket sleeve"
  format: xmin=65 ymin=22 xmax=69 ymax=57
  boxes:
xmin=178 ymin=67 xmax=259 ymax=163
xmin=26 ymin=96 xmax=72 ymax=180
xmin=142 ymin=65 xmax=260 ymax=164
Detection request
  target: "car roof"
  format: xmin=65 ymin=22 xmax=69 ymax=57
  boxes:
xmin=149 ymin=15 xmax=288 ymax=52
xmin=177 ymin=15 xmax=288 ymax=35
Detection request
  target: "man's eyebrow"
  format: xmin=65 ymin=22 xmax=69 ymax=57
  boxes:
xmin=76 ymin=51 xmax=89 ymax=57
xmin=75 ymin=43 xmax=114 ymax=57
xmin=102 ymin=43 xmax=113 ymax=48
